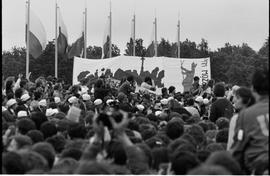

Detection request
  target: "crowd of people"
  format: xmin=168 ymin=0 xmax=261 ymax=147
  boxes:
xmin=1 ymin=69 xmax=269 ymax=175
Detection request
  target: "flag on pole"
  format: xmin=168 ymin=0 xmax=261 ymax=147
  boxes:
xmin=102 ymin=16 xmax=110 ymax=59
xmin=68 ymin=13 xmax=84 ymax=59
xmin=146 ymin=21 xmax=155 ymax=57
xmin=57 ymin=7 xmax=68 ymax=56
xmin=26 ymin=9 xmax=47 ymax=59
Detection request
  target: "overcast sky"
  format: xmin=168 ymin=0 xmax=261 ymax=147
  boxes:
xmin=2 ymin=0 xmax=269 ymax=54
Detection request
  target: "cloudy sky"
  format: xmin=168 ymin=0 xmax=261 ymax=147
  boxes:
xmin=2 ymin=0 xmax=269 ymax=54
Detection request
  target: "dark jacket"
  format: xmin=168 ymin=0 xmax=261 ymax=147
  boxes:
xmin=209 ymin=98 xmax=234 ymax=122
xmin=118 ymin=81 xmax=134 ymax=96
xmin=94 ymin=87 xmax=110 ymax=101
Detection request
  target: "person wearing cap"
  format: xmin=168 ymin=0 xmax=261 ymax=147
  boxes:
xmin=38 ymin=99 xmax=47 ymax=114
xmin=68 ymin=96 xmax=78 ymax=106
xmin=15 ymin=94 xmax=31 ymax=116
xmin=2 ymin=99 xmax=17 ymax=123
xmin=184 ymin=98 xmax=200 ymax=117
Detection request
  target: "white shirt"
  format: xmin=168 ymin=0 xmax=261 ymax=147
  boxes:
xmin=227 ymin=113 xmax=238 ymax=150
xmin=184 ymin=106 xmax=200 ymax=117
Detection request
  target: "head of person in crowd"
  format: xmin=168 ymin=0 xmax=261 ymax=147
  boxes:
xmin=186 ymin=124 xmax=206 ymax=148
xmin=21 ymin=93 xmax=31 ymax=106
xmin=26 ymin=130 xmax=44 ymax=144
xmin=30 ymin=111 xmax=48 ymax=130
xmin=251 ymin=69 xmax=269 ymax=98
xmin=7 ymin=135 xmax=33 ymax=152
xmin=168 ymin=86 xmax=176 ymax=96
xmin=58 ymin=102 xmax=70 ymax=115
xmin=207 ymin=79 xmax=215 ymax=89
xmin=205 ymin=151 xmax=242 ymax=175
xmin=127 ymin=75 xmax=135 ymax=85
xmin=67 ymin=122 xmax=87 ymax=140
xmin=32 ymin=142 xmax=56 ymax=169
xmin=170 ymin=151 xmax=200 ymax=175
xmin=46 ymin=134 xmax=66 ymax=154
xmin=225 ymin=84 xmax=232 ymax=96
xmin=70 ymin=85 xmax=81 ymax=97
xmin=215 ymin=128 xmax=229 ymax=143
xmin=6 ymin=98 xmax=17 ymax=113
xmin=15 ymin=88 xmax=24 ymax=100
xmin=215 ymin=117 xmax=229 ymax=130
xmin=40 ymin=121 xmax=57 ymax=139
xmin=5 ymin=78 xmax=15 ymax=93
xmin=144 ymin=76 xmax=152 ymax=85
xmin=193 ymin=76 xmax=200 ymax=85
xmin=165 ymin=119 xmax=184 ymax=140
xmin=205 ymin=130 xmax=218 ymax=145
xmin=20 ymin=79 xmax=28 ymax=89
xmin=2 ymin=151 xmax=26 ymax=174
xmin=18 ymin=150 xmax=49 ymax=173
xmin=233 ymin=87 xmax=255 ymax=111
xmin=49 ymin=157 xmax=79 ymax=174
xmin=16 ymin=118 xmax=36 ymax=135
xmin=213 ymin=82 xmax=225 ymax=98
xmin=188 ymin=164 xmax=232 ymax=175
xmin=161 ymin=87 xmax=169 ymax=98
xmin=151 ymin=147 xmax=169 ymax=171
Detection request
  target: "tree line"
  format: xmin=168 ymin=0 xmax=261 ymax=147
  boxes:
xmin=2 ymin=37 xmax=268 ymax=86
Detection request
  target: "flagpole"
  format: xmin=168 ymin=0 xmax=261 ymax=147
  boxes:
xmin=84 ymin=1 xmax=87 ymax=58
xmin=177 ymin=11 xmax=180 ymax=58
xmin=154 ymin=17 xmax=157 ymax=57
xmin=133 ymin=14 xmax=136 ymax=56
xmin=109 ymin=1 xmax=112 ymax=58
xmin=55 ymin=0 xmax=58 ymax=78
xmin=26 ymin=0 xmax=30 ymax=77
xmin=177 ymin=19 xmax=180 ymax=58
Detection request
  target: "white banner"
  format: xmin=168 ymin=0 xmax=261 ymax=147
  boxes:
xmin=73 ymin=56 xmax=211 ymax=93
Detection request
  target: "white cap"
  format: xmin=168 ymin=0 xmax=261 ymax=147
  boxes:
xmin=39 ymin=99 xmax=47 ymax=107
xmin=203 ymin=98 xmax=209 ymax=105
xmin=2 ymin=106 xmax=7 ymax=112
xmin=68 ymin=96 xmax=78 ymax=104
xmin=82 ymin=94 xmax=91 ymax=101
xmin=106 ymin=99 xmax=114 ymax=105
xmin=17 ymin=111 xmax=28 ymax=118
xmin=21 ymin=94 xmax=30 ymax=102
xmin=168 ymin=97 xmax=174 ymax=101
xmin=94 ymin=99 xmax=103 ymax=105
xmin=54 ymin=97 xmax=61 ymax=104
xmin=46 ymin=108 xmax=59 ymax=117
xmin=155 ymin=111 xmax=162 ymax=116
xmin=160 ymin=99 xmax=168 ymax=105
xmin=232 ymin=85 xmax=240 ymax=95
xmin=195 ymin=96 xmax=203 ymax=103
xmin=136 ymin=104 xmax=145 ymax=111
xmin=6 ymin=99 xmax=17 ymax=108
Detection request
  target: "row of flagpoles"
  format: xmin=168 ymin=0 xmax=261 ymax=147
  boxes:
xmin=25 ymin=0 xmax=181 ymax=78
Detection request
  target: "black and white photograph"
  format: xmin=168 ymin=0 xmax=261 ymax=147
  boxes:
xmin=2 ymin=0 xmax=269 ymax=175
